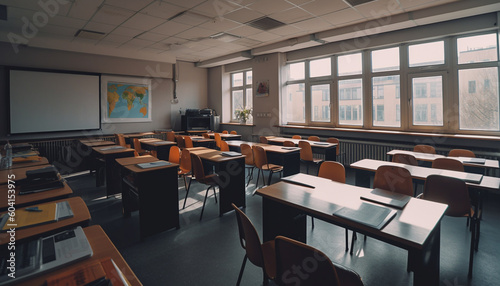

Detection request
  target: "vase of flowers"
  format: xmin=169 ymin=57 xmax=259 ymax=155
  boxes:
xmin=235 ymin=107 xmax=252 ymax=124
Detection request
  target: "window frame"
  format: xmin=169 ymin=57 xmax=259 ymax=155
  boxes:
xmin=230 ymin=70 xmax=252 ymax=123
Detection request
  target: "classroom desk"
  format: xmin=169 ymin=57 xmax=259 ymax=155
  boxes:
xmin=80 ymin=140 xmax=116 ymax=147
xmin=0 ymin=157 xmax=49 ymax=170
xmin=118 ymin=156 xmax=180 ymax=240
xmin=189 ymin=136 xmax=216 ymax=148
xmin=92 ymin=145 xmax=135 ymax=197
xmin=0 ymin=197 xmax=90 ymax=245
xmin=16 ymin=225 xmax=142 ymax=286
xmin=140 ymin=140 xmax=176 ymax=160
xmin=207 ymin=133 xmax=242 ymax=141
xmin=186 ymin=130 xmax=211 ymax=135
xmin=225 ymin=140 xmax=301 ymax=176
xmin=0 ymin=164 xmax=52 ymax=184
xmin=123 ymin=132 xmax=156 ymax=145
xmin=265 ymin=136 xmax=337 ymax=161
xmin=255 ymin=173 xmax=448 ymax=286
xmin=187 ymin=147 xmax=246 ymax=215
xmin=0 ymin=180 xmax=73 ymax=211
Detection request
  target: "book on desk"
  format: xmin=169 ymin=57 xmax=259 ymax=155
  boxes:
xmin=18 ymin=165 xmax=65 ymax=195
xmin=333 ymin=202 xmax=397 ymax=230
xmin=0 ymin=201 xmax=73 ymax=232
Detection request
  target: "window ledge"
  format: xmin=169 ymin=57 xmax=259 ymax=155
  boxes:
xmin=221 ymin=122 xmax=255 ymax=127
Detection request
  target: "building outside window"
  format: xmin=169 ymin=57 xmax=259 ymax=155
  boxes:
xmin=231 ymin=70 xmax=252 ymax=122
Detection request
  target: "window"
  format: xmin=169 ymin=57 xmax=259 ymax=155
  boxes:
xmin=372 ymin=47 xmax=400 ymax=72
xmin=338 ymin=53 xmax=362 ymax=76
xmin=311 ymin=84 xmax=330 ymax=122
xmin=457 ymin=33 xmax=498 ymax=64
xmin=231 ymin=70 xmax=252 ymax=122
xmin=409 ymin=41 xmax=444 ymax=67
xmin=414 ymin=104 xmax=428 ymax=122
xmin=412 ymin=76 xmax=443 ymax=126
xmin=376 ymin=105 xmax=384 ymax=121
xmin=284 ymin=83 xmax=306 ymax=123
xmin=372 ymin=76 xmax=400 ymax=127
xmin=310 ymin=58 xmax=331 ymax=78
xmin=339 ymin=79 xmax=362 ymax=125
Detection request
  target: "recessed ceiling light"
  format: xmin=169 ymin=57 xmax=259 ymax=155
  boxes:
xmin=343 ymin=0 xmax=377 ymax=7
xmin=246 ymin=17 xmax=286 ymax=31
xmin=209 ymin=32 xmax=241 ymax=43
xmin=74 ymin=29 xmax=106 ymax=40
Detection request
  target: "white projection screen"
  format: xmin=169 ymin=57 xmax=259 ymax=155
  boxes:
xmin=9 ymin=69 xmax=100 ymax=134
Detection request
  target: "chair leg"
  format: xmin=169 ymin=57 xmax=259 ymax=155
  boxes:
xmin=267 ymin=171 xmax=273 ymax=186
xmin=182 ymin=177 xmax=192 ymax=209
xmin=199 ymin=186 xmax=211 ymax=221
xmin=311 ymin=217 xmax=314 ymax=229
xmin=256 ymin=170 xmax=261 ymax=188
xmin=236 ymin=254 xmax=248 ymax=286
xmin=213 ymin=186 xmax=218 ymax=203
xmin=261 ymin=170 xmax=266 ymax=186
xmin=345 ymin=229 xmax=349 ymax=252
xmin=468 ymin=217 xmax=476 ymax=279
xmin=475 ymin=215 xmax=480 ymax=251
xmin=350 ymin=231 xmax=356 ymax=255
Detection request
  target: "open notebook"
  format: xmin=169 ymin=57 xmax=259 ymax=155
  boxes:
xmin=333 ymin=202 xmax=397 ymax=230
xmin=0 ymin=226 xmax=92 ymax=285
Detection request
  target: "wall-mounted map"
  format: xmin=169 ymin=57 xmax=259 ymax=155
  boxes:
xmin=101 ymin=76 xmax=152 ymax=123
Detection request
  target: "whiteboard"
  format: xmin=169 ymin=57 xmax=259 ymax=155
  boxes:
xmin=9 ymin=69 xmax=100 ymax=134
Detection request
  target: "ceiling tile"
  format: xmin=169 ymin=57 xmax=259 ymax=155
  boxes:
xmin=226 ymin=25 xmax=261 ymax=37
xmin=268 ymin=24 xmax=304 ymax=36
xmin=41 ymin=24 xmax=77 ymax=37
xmin=149 ymin=41 xmax=172 ymax=50
xmin=136 ymin=31 xmax=168 ymax=42
xmin=269 ymin=7 xmax=314 ymax=24
xmin=140 ymin=1 xmax=185 ymax=19
xmin=118 ymin=37 xmax=155 ymax=49
xmin=84 ymin=21 xmax=116 ymax=34
xmin=1 ymin=0 xmax=72 ymax=16
xmin=232 ymin=37 xmax=262 ymax=47
xmin=353 ymin=0 xmax=404 ymax=19
xmin=192 ymin=1 xmax=241 ymax=18
xmin=321 ymin=7 xmax=364 ymax=26
xmin=171 ymin=11 xmax=213 ymax=26
xmin=292 ymin=17 xmax=333 ymax=32
xmin=110 ymin=26 xmax=143 ymax=37
xmin=96 ymin=40 xmax=121 ymax=48
xmin=285 ymin=0 xmax=315 ymax=6
xmin=92 ymin=5 xmax=135 ymax=25
xmin=150 ymin=21 xmax=191 ymax=36
xmin=176 ymin=26 xmax=214 ymax=40
xmin=121 ymin=13 xmax=166 ymax=30
xmin=248 ymin=0 xmax=294 ymax=15
xmin=223 ymin=7 xmax=265 ymax=24
xmin=162 ymin=0 xmax=206 ymax=10
xmin=247 ymin=31 xmax=282 ymax=42
xmin=104 ymin=0 xmax=154 ymax=12
xmin=399 ymin=0 xmax=443 ymax=10
xmin=50 ymin=15 xmax=87 ymax=29
xmin=139 ymin=46 xmax=166 ymax=54
xmin=161 ymin=36 xmax=188 ymax=45
xmin=301 ymin=0 xmax=349 ymax=16
xmin=100 ymin=33 xmax=131 ymax=44
xmin=201 ymin=18 xmax=241 ymax=32
xmin=68 ymin=0 xmax=103 ymax=21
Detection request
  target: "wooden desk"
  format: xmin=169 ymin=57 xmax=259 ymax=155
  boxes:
xmin=256 ymin=173 xmax=447 ymax=286
xmin=0 ymin=197 xmax=90 ymax=245
xmin=0 ymin=180 xmax=73 ymax=211
xmin=207 ymin=133 xmax=242 ymax=141
xmin=140 ymin=140 xmax=176 ymax=160
xmin=80 ymin=140 xmax=116 ymax=147
xmin=226 ymin=140 xmax=300 ymax=176
xmin=123 ymin=132 xmax=156 ymax=145
xmin=0 ymin=164 xmax=51 ymax=184
xmin=189 ymin=136 xmax=216 ymax=148
xmin=187 ymin=147 xmax=246 ymax=215
xmin=1 ymin=157 xmax=49 ymax=170
xmin=92 ymin=146 xmax=135 ymax=197
xmin=119 ymin=157 xmax=180 ymax=240
xmin=186 ymin=130 xmax=210 ymax=135
xmin=16 ymin=225 xmax=142 ymax=286
xmin=266 ymin=136 xmax=337 ymax=161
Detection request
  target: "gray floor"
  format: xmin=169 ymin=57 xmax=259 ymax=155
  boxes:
xmin=66 ymin=167 xmax=500 ymax=286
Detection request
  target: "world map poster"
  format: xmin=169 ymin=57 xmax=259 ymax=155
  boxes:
xmin=101 ymin=76 xmax=152 ymax=123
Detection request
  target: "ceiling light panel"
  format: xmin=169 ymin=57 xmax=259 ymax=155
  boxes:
xmin=74 ymin=29 xmax=106 ymax=40
xmin=247 ymin=16 xmax=286 ymax=31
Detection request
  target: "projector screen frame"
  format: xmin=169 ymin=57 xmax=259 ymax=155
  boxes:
xmin=8 ymin=67 xmax=102 ymax=135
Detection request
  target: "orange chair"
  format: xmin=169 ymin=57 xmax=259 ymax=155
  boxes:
xmin=308 ymin=135 xmax=320 ymax=142
xmin=214 ymin=133 xmax=222 ymax=150
xmin=179 ymin=149 xmax=192 ymax=209
xmin=432 ymin=157 xmax=464 ymax=172
xmin=114 ymin=134 xmax=128 ymax=148
xmin=392 ymin=153 xmax=418 ymax=166
xmin=318 ymin=161 xmax=345 ymax=183
xmin=202 ymin=133 xmax=210 ymax=139
xmin=259 ymin=136 xmax=268 ymax=144
xmin=220 ymin=140 xmax=230 ymax=151
xmin=184 ymin=136 xmax=194 ymax=148
xmin=292 ymin=135 xmax=301 ymax=139
xmin=283 ymin=141 xmax=295 ymax=147
xmin=298 ymin=141 xmax=324 ymax=174
xmin=232 ymin=204 xmax=276 ymax=286
xmin=253 ymin=145 xmax=283 ymax=187
xmin=448 ymin=149 xmax=475 ymax=158
xmin=222 ymin=130 xmax=229 ymax=134
xmin=230 ymin=131 xmax=237 ymax=135
xmin=175 ymin=135 xmax=185 ymax=149
xmin=326 ymin=137 xmax=341 ymax=157
xmin=413 ymin=144 xmax=436 ymax=154
xmin=190 ymin=154 xmax=219 ymax=220
xmin=240 ymin=144 xmax=256 ymax=187
xmin=166 ymin=131 xmax=176 ymax=142
xmin=132 ymin=138 xmax=149 ymax=156
xmin=168 ymin=146 xmax=181 ymax=164
xmin=421 ymin=175 xmax=478 ymax=278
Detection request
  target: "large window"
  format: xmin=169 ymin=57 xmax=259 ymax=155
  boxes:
xmin=372 ymin=75 xmax=400 ymax=127
xmin=411 ymin=75 xmax=443 ymax=126
xmin=231 ymin=70 xmax=252 ymax=122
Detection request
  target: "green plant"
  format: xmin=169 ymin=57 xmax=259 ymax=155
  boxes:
xmin=234 ymin=107 xmax=252 ymax=122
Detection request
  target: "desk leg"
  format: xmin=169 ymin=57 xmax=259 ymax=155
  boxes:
xmin=324 ymin=146 xmax=336 ymax=161
xmin=216 ymin=157 xmax=245 ymax=216
xmin=354 ymin=169 xmax=372 ymax=188
xmin=408 ymin=221 xmax=441 ymax=286
xmin=262 ymin=198 xmax=306 ymax=243
xmin=156 ymin=145 xmax=173 ymax=161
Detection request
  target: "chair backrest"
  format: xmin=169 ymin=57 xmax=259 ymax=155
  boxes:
xmin=179 ymin=148 xmax=191 ymax=173
xmin=184 ymin=136 xmax=194 ymax=148
xmin=252 ymin=145 xmax=268 ymax=169
xmin=423 ymin=175 xmax=471 ymax=217
xmin=432 ymin=157 xmax=464 ymax=172
xmin=214 ymin=133 xmax=222 ymax=148
xmin=169 ymin=146 xmax=181 ymax=164
xmin=222 ymin=130 xmax=229 ymax=134
xmin=190 ymin=153 xmax=206 ymax=182
xmin=133 ymin=138 xmax=145 ymax=153
xmin=283 ymin=141 xmax=295 ymax=147
xmin=115 ymin=134 xmax=126 ymax=147
xmin=318 ymin=161 xmax=345 ymax=183
xmin=260 ymin=136 xmax=268 ymax=144
xmin=298 ymin=141 xmax=313 ymax=161
xmin=240 ymin=144 xmax=254 ymax=166
xmin=175 ymin=135 xmax=185 ymax=149
xmin=326 ymin=137 xmax=340 ymax=156
xmin=275 ymin=236 xmax=340 ymax=286
xmin=202 ymin=133 xmax=210 ymax=139
xmin=292 ymin=135 xmax=301 ymax=139
xmin=413 ymin=144 xmax=436 ymax=154
xmin=232 ymin=204 xmax=273 ymax=276
xmin=392 ymin=153 xmax=418 ymax=166
xmin=166 ymin=131 xmax=176 ymax=142
xmin=308 ymin=136 xmax=320 ymax=142
xmin=448 ymin=149 xmax=475 ymax=158
xmin=220 ymin=140 xmax=230 ymax=151
xmin=373 ymin=165 xmax=413 ymax=196
xmin=230 ymin=130 xmax=237 ymax=135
